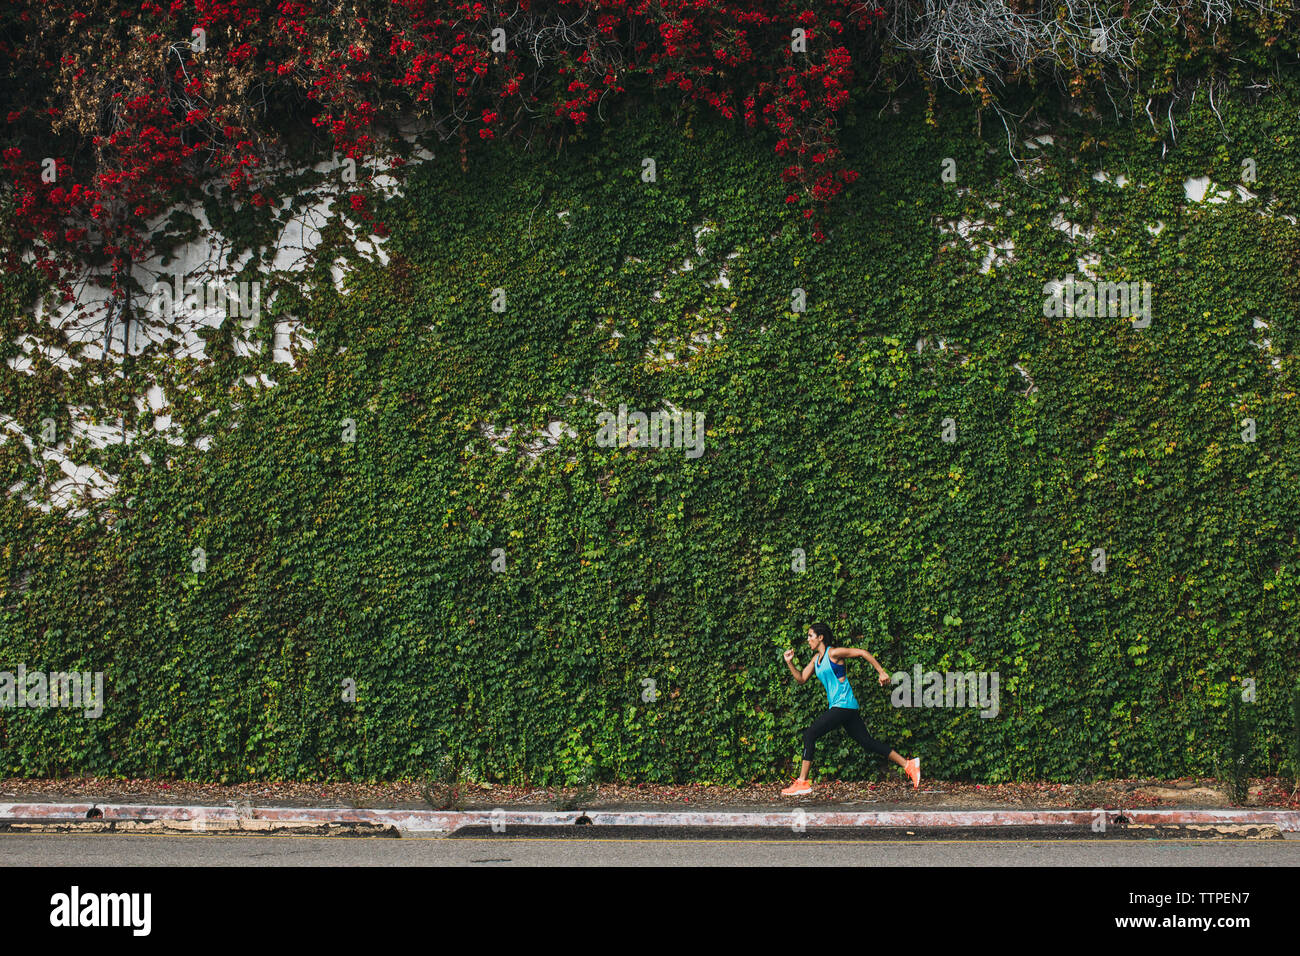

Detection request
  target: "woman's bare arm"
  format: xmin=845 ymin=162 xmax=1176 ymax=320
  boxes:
xmin=833 ymin=646 xmax=892 ymax=685
xmin=783 ymin=649 xmax=816 ymax=684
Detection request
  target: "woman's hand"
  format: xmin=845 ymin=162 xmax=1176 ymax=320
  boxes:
xmin=877 ymin=671 xmax=891 ymax=686
xmin=783 ymin=649 xmax=795 ymax=663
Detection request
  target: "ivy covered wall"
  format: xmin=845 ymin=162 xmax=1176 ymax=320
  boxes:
xmin=3 ymin=68 xmax=1299 ymax=784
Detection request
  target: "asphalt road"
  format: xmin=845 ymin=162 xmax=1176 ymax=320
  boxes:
xmin=2 ymin=831 xmax=1298 ymax=865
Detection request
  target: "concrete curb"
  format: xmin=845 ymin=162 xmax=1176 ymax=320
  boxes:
xmin=2 ymin=803 xmax=1298 ymax=834
xmin=0 ymin=818 xmax=400 ymax=837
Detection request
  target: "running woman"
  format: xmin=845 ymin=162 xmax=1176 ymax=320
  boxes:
xmin=780 ymin=622 xmax=920 ymax=795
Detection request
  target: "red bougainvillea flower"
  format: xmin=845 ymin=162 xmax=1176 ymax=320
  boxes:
xmin=4 ymin=0 xmax=872 ymax=282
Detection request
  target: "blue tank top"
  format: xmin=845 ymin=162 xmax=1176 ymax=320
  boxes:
xmin=815 ymin=648 xmax=858 ymax=710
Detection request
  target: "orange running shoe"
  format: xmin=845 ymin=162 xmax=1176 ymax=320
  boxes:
xmin=904 ymin=757 xmax=921 ymax=789
xmin=781 ymin=779 xmax=812 ymax=796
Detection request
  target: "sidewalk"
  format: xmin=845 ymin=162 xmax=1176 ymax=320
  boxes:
xmin=3 ymin=774 xmax=1299 ymax=811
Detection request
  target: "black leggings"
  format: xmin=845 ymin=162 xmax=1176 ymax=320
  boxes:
xmin=802 ymin=707 xmax=894 ymax=762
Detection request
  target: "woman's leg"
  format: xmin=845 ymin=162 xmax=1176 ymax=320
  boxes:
xmin=843 ymin=710 xmax=908 ymax=768
xmin=796 ymin=708 xmax=850 ymax=781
